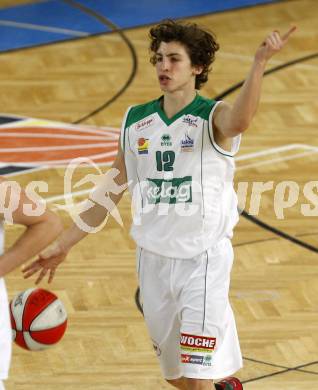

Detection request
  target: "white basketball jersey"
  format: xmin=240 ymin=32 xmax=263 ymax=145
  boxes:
xmin=121 ymin=94 xmax=241 ymax=258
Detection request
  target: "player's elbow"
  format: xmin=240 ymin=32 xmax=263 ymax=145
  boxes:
xmin=42 ymin=210 xmax=63 ymax=238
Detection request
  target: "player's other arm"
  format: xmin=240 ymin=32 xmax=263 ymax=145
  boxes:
xmin=213 ymin=27 xmax=297 ymax=138
xmin=0 ymin=177 xmax=63 ymax=277
xmin=23 ymin=139 xmax=128 ymax=283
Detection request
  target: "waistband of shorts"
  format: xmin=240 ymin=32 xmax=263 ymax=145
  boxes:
xmin=136 ymin=236 xmax=232 ymax=261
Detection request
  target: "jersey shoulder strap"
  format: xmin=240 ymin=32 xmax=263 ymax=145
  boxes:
xmin=125 ymin=99 xmax=158 ymax=128
xmin=191 ymin=95 xmax=218 ymax=121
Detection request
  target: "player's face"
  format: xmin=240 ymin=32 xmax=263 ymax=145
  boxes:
xmin=155 ymin=41 xmax=201 ymax=93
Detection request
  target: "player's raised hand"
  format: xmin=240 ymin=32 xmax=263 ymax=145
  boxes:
xmin=255 ymin=26 xmax=297 ymax=63
xmin=22 ymin=239 xmax=68 ymax=284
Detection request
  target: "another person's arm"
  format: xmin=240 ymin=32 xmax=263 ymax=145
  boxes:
xmin=23 ymin=140 xmax=128 ymax=284
xmin=0 ymin=177 xmax=63 ymax=277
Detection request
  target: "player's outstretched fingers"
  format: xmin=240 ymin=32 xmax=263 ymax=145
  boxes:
xmin=35 ymin=267 xmax=49 ymax=285
xmin=22 ymin=260 xmax=42 ymax=279
xmin=272 ymin=31 xmax=283 ymax=49
xmin=281 ymin=26 xmax=297 ymax=43
xmin=48 ymin=269 xmax=56 ymax=284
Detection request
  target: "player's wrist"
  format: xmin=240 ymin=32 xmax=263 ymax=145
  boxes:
xmin=57 ymin=232 xmax=72 ymax=254
xmin=252 ymin=56 xmax=267 ymax=72
xmin=58 ymin=224 xmax=86 ymax=252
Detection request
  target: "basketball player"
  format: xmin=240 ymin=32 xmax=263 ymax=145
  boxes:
xmin=23 ymin=20 xmax=296 ymax=390
xmin=0 ymin=177 xmax=63 ymax=390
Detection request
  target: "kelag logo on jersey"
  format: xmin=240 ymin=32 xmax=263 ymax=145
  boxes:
xmin=146 ymin=176 xmax=192 ymax=204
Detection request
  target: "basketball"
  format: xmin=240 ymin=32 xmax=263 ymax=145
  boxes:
xmin=9 ymin=288 xmax=67 ymax=351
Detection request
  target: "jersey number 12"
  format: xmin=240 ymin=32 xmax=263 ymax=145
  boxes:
xmin=156 ymin=150 xmax=175 ymax=171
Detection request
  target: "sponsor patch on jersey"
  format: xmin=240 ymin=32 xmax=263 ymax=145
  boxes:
xmin=180 ymin=333 xmax=216 ymax=353
xmin=182 ymin=114 xmax=198 ymax=127
xmin=181 ymin=354 xmax=213 ymax=366
xmin=135 ymin=116 xmax=154 ymax=131
xmin=161 ymin=133 xmax=172 ymax=147
xmin=181 ymin=133 xmax=194 ymax=152
xmin=137 ymin=138 xmax=149 ymax=154
xmin=146 ymin=176 xmax=192 ymax=204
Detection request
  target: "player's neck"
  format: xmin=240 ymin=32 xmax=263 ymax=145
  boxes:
xmin=162 ymin=89 xmax=197 ymax=119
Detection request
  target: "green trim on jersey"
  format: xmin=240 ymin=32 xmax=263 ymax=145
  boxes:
xmin=156 ymin=94 xmax=217 ymax=126
xmin=207 ymin=118 xmax=235 ymax=158
xmin=123 ymin=125 xmax=127 ymax=154
xmin=125 ymin=99 xmax=158 ymax=129
xmin=200 ymin=121 xmax=205 ymax=218
xmin=123 ymin=94 xmax=217 ymax=129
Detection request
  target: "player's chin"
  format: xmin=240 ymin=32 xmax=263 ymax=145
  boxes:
xmin=160 ymin=85 xmax=179 ymax=94
xmin=159 ymin=85 xmax=170 ymax=92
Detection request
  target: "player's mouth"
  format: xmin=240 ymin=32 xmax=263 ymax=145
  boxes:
xmin=159 ymin=75 xmax=171 ymax=85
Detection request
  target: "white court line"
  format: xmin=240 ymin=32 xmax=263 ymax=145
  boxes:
xmin=0 ymin=162 xmax=113 ymax=176
xmin=0 ymin=132 xmax=113 ymax=141
xmin=46 ymin=189 xmax=92 ymax=204
xmin=48 ymin=186 xmax=131 ymax=211
xmin=0 ymin=125 xmax=119 ymax=138
xmin=236 ymin=143 xmax=318 ymax=161
xmin=40 ymin=162 xmax=113 ymax=169
xmin=236 ymin=150 xmax=318 ymax=171
xmin=0 ymin=120 xmax=120 ymax=137
xmin=0 ymin=142 xmax=117 ymax=153
xmin=0 ymin=20 xmax=88 ymax=37
xmin=98 ymin=127 xmax=121 ymax=132
xmin=31 ymin=161 xmax=113 ymax=169
xmin=0 ymin=150 xmax=117 ymax=166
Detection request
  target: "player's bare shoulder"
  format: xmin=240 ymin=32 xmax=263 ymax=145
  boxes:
xmin=212 ymin=101 xmax=234 ymax=152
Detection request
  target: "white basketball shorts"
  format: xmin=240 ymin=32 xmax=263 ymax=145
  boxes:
xmin=0 ymin=278 xmax=12 ymax=380
xmin=137 ymin=237 xmax=243 ymax=380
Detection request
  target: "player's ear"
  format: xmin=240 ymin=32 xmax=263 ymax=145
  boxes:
xmin=192 ymin=65 xmax=203 ymax=75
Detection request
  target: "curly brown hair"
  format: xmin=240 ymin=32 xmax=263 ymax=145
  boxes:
xmin=149 ymin=19 xmax=219 ymax=90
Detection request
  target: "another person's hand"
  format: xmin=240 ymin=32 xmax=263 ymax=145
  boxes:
xmin=22 ymin=240 xmax=69 ymax=284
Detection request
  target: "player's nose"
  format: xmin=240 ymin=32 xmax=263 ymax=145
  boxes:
xmin=161 ymin=57 xmax=170 ymax=71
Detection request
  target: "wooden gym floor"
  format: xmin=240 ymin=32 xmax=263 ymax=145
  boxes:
xmin=1 ymin=0 xmax=318 ymax=389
